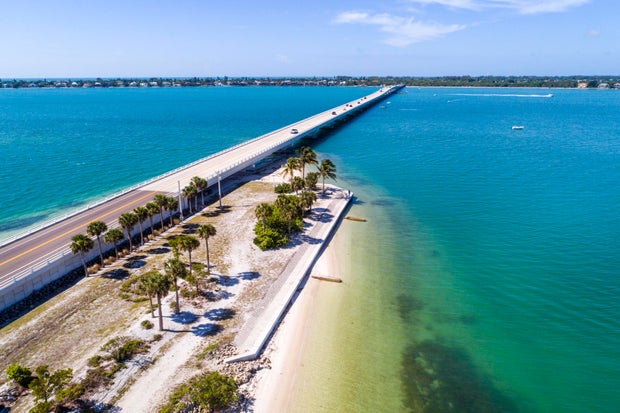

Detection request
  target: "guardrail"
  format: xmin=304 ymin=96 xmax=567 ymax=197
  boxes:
xmin=0 ymin=85 xmax=402 ymax=291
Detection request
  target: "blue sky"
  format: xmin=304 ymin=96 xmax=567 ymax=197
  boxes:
xmin=0 ymin=0 xmax=616 ymax=78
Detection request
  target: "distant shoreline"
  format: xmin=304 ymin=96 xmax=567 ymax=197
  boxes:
xmin=2 ymin=75 xmax=620 ymax=89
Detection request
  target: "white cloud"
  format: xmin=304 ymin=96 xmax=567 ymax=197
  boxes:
xmin=585 ymin=29 xmax=600 ymax=38
xmin=408 ymin=0 xmax=590 ymax=14
xmin=333 ymin=12 xmax=465 ymax=47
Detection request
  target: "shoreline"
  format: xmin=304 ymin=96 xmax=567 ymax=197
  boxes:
xmin=253 ymin=237 xmax=341 ymax=412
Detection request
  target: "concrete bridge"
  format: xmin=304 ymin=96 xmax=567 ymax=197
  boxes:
xmin=0 ymin=85 xmax=403 ymax=311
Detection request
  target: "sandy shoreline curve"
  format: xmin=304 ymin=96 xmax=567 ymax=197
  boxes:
xmin=253 ymin=239 xmax=340 ymax=412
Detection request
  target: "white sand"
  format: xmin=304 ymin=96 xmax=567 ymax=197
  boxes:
xmin=253 ymin=241 xmax=340 ymax=412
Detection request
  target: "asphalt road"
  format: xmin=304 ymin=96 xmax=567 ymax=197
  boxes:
xmin=0 ymin=86 xmax=399 ymax=287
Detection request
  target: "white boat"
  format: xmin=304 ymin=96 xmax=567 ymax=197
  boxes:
xmin=512 ymin=125 xmax=524 ymax=130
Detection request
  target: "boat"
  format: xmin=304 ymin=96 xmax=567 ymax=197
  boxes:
xmin=512 ymin=125 xmax=524 ymax=130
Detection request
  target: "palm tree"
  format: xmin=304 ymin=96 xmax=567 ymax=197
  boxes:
xmin=86 ymin=220 xmax=108 ymax=265
xmin=143 ymin=270 xmax=172 ymax=331
xmin=70 ymin=233 xmax=94 ymax=276
xmin=171 ymin=235 xmax=200 ymax=276
xmin=291 ymin=176 xmax=305 ymax=194
xmin=153 ymin=194 xmax=168 ymax=231
xmin=281 ymin=157 xmax=300 ymax=184
xmin=138 ymin=271 xmax=157 ymax=318
xmin=298 ymin=146 xmax=318 ymax=181
xmin=182 ymin=184 xmax=198 ymax=214
xmin=191 ymin=176 xmax=208 ymax=208
xmin=317 ymin=159 xmax=337 ymax=195
xmin=118 ymin=212 xmax=138 ymax=252
xmin=133 ymin=206 xmax=149 ymax=246
xmin=103 ymin=228 xmax=124 ymax=260
xmin=145 ymin=202 xmax=159 ymax=238
xmin=300 ymin=190 xmax=317 ymax=215
xmin=196 ymin=223 xmax=216 ymax=271
xmin=165 ymin=196 xmax=178 ymax=227
xmin=255 ymin=202 xmax=273 ymax=231
xmin=164 ymin=257 xmax=187 ymax=314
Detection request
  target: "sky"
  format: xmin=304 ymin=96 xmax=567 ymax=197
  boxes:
xmin=0 ymin=0 xmax=617 ymax=78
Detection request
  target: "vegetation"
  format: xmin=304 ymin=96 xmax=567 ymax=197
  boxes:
xmin=317 ymin=158 xmax=337 ymax=194
xmin=298 ymin=146 xmax=318 ymax=181
xmin=274 ymin=182 xmax=293 ymax=194
xmin=104 ymin=227 xmax=124 ymax=260
xmin=153 ymin=194 xmax=168 ymax=231
xmin=164 ymin=257 xmax=187 ymax=314
xmin=196 ymin=223 xmax=216 ymax=271
xmin=86 ymin=220 xmax=108 ymax=265
xmin=253 ymin=194 xmax=304 ymax=250
xmin=5 ymin=363 xmax=33 ymax=388
xmin=118 ymin=212 xmax=138 ymax=252
xmin=159 ymin=371 xmax=238 ymax=413
xmin=191 ymin=176 xmax=208 ymax=208
xmin=142 ymin=270 xmax=172 ymax=331
xmin=70 ymin=233 xmax=94 ymax=276
xmin=133 ymin=206 xmax=149 ymax=246
xmin=101 ymin=336 xmax=149 ymax=363
xmin=165 ymin=195 xmax=179 ymax=227
xmin=7 ymin=75 xmax=620 ymax=89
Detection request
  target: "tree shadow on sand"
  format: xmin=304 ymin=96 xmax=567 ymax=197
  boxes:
xmin=191 ymin=323 xmax=223 ymax=337
xmin=204 ymin=308 xmax=236 ymax=321
xmin=170 ymin=311 xmax=199 ymax=325
xmin=101 ymin=268 xmax=130 ymax=280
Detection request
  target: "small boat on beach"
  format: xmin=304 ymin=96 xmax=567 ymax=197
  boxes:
xmin=512 ymin=125 xmax=524 ymax=130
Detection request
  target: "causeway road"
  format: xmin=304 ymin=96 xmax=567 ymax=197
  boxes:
xmin=0 ymin=85 xmax=402 ymax=289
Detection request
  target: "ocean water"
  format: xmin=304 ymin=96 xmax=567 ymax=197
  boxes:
xmin=294 ymin=88 xmax=620 ymax=413
xmin=2 ymin=87 xmax=619 ymax=412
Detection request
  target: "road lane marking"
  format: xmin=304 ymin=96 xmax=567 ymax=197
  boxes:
xmin=0 ymin=190 xmax=156 ymax=267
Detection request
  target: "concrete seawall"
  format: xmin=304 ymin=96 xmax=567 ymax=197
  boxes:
xmin=227 ymin=188 xmax=353 ymax=362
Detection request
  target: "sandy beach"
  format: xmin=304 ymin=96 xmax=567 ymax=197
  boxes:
xmin=253 ymin=240 xmax=340 ymax=412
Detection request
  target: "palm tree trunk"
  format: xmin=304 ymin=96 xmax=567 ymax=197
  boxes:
xmin=149 ymin=216 xmax=155 ymax=237
xmin=113 ymin=242 xmax=118 ymax=260
xmin=206 ymin=240 xmax=210 ymax=270
xmin=138 ymin=222 xmax=144 ymax=246
xmin=97 ymin=238 xmax=104 ymax=265
xmin=159 ymin=208 xmax=164 ymax=231
xmin=157 ymin=294 xmax=164 ymax=331
xmin=149 ymin=295 xmax=155 ymax=318
xmin=174 ymin=277 xmax=180 ymax=314
xmin=81 ymin=253 xmax=88 ymax=276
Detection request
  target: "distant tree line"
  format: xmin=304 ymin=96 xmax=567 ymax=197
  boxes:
xmin=3 ymin=75 xmax=620 ymax=89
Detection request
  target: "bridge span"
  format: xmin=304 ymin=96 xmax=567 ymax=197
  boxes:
xmin=0 ymin=85 xmax=403 ymax=311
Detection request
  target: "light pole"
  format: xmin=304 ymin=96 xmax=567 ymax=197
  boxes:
xmin=177 ymin=180 xmax=184 ymax=221
xmin=217 ymin=173 xmax=222 ymax=209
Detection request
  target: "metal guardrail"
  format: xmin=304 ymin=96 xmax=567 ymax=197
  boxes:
xmin=0 ymin=85 xmax=402 ymax=290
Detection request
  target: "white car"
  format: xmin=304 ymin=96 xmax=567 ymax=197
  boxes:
xmin=291 ymin=128 xmax=298 ymax=134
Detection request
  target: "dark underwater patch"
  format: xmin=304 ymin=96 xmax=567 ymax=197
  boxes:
xmin=401 ymin=340 xmax=520 ymax=413
xmin=396 ymin=294 xmax=424 ymax=323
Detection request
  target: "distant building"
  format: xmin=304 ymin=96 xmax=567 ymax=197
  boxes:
xmin=598 ymin=83 xmax=609 ymax=89
xmin=577 ymin=82 xmax=588 ymax=89
xmin=614 ymin=83 xmax=620 ymax=89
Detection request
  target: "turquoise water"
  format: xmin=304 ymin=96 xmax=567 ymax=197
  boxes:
xmin=302 ymin=88 xmax=620 ymax=412
xmin=2 ymin=87 xmax=619 ymax=412
xmin=0 ymin=86 xmax=371 ymax=239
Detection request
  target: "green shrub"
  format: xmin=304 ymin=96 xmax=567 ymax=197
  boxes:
xmin=141 ymin=320 xmax=154 ymax=330
xmin=5 ymin=363 xmax=33 ymax=388
xmin=101 ymin=337 xmax=149 ymax=363
xmin=87 ymin=355 xmax=101 ymax=368
xmin=159 ymin=371 xmax=237 ymax=413
xmin=274 ymin=183 xmax=292 ymax=194
xmin=152 ymin=334 xmax=163 ymax=342
xmin=253 ymin=226 xmax=289 ymax=250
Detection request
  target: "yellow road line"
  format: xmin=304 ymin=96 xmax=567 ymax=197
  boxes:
xmin=0 ymin=191 xmax=156 ymax=267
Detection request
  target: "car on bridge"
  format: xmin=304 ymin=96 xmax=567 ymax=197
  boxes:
xmin=291 ymin=128 xmax=298 ymax=134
